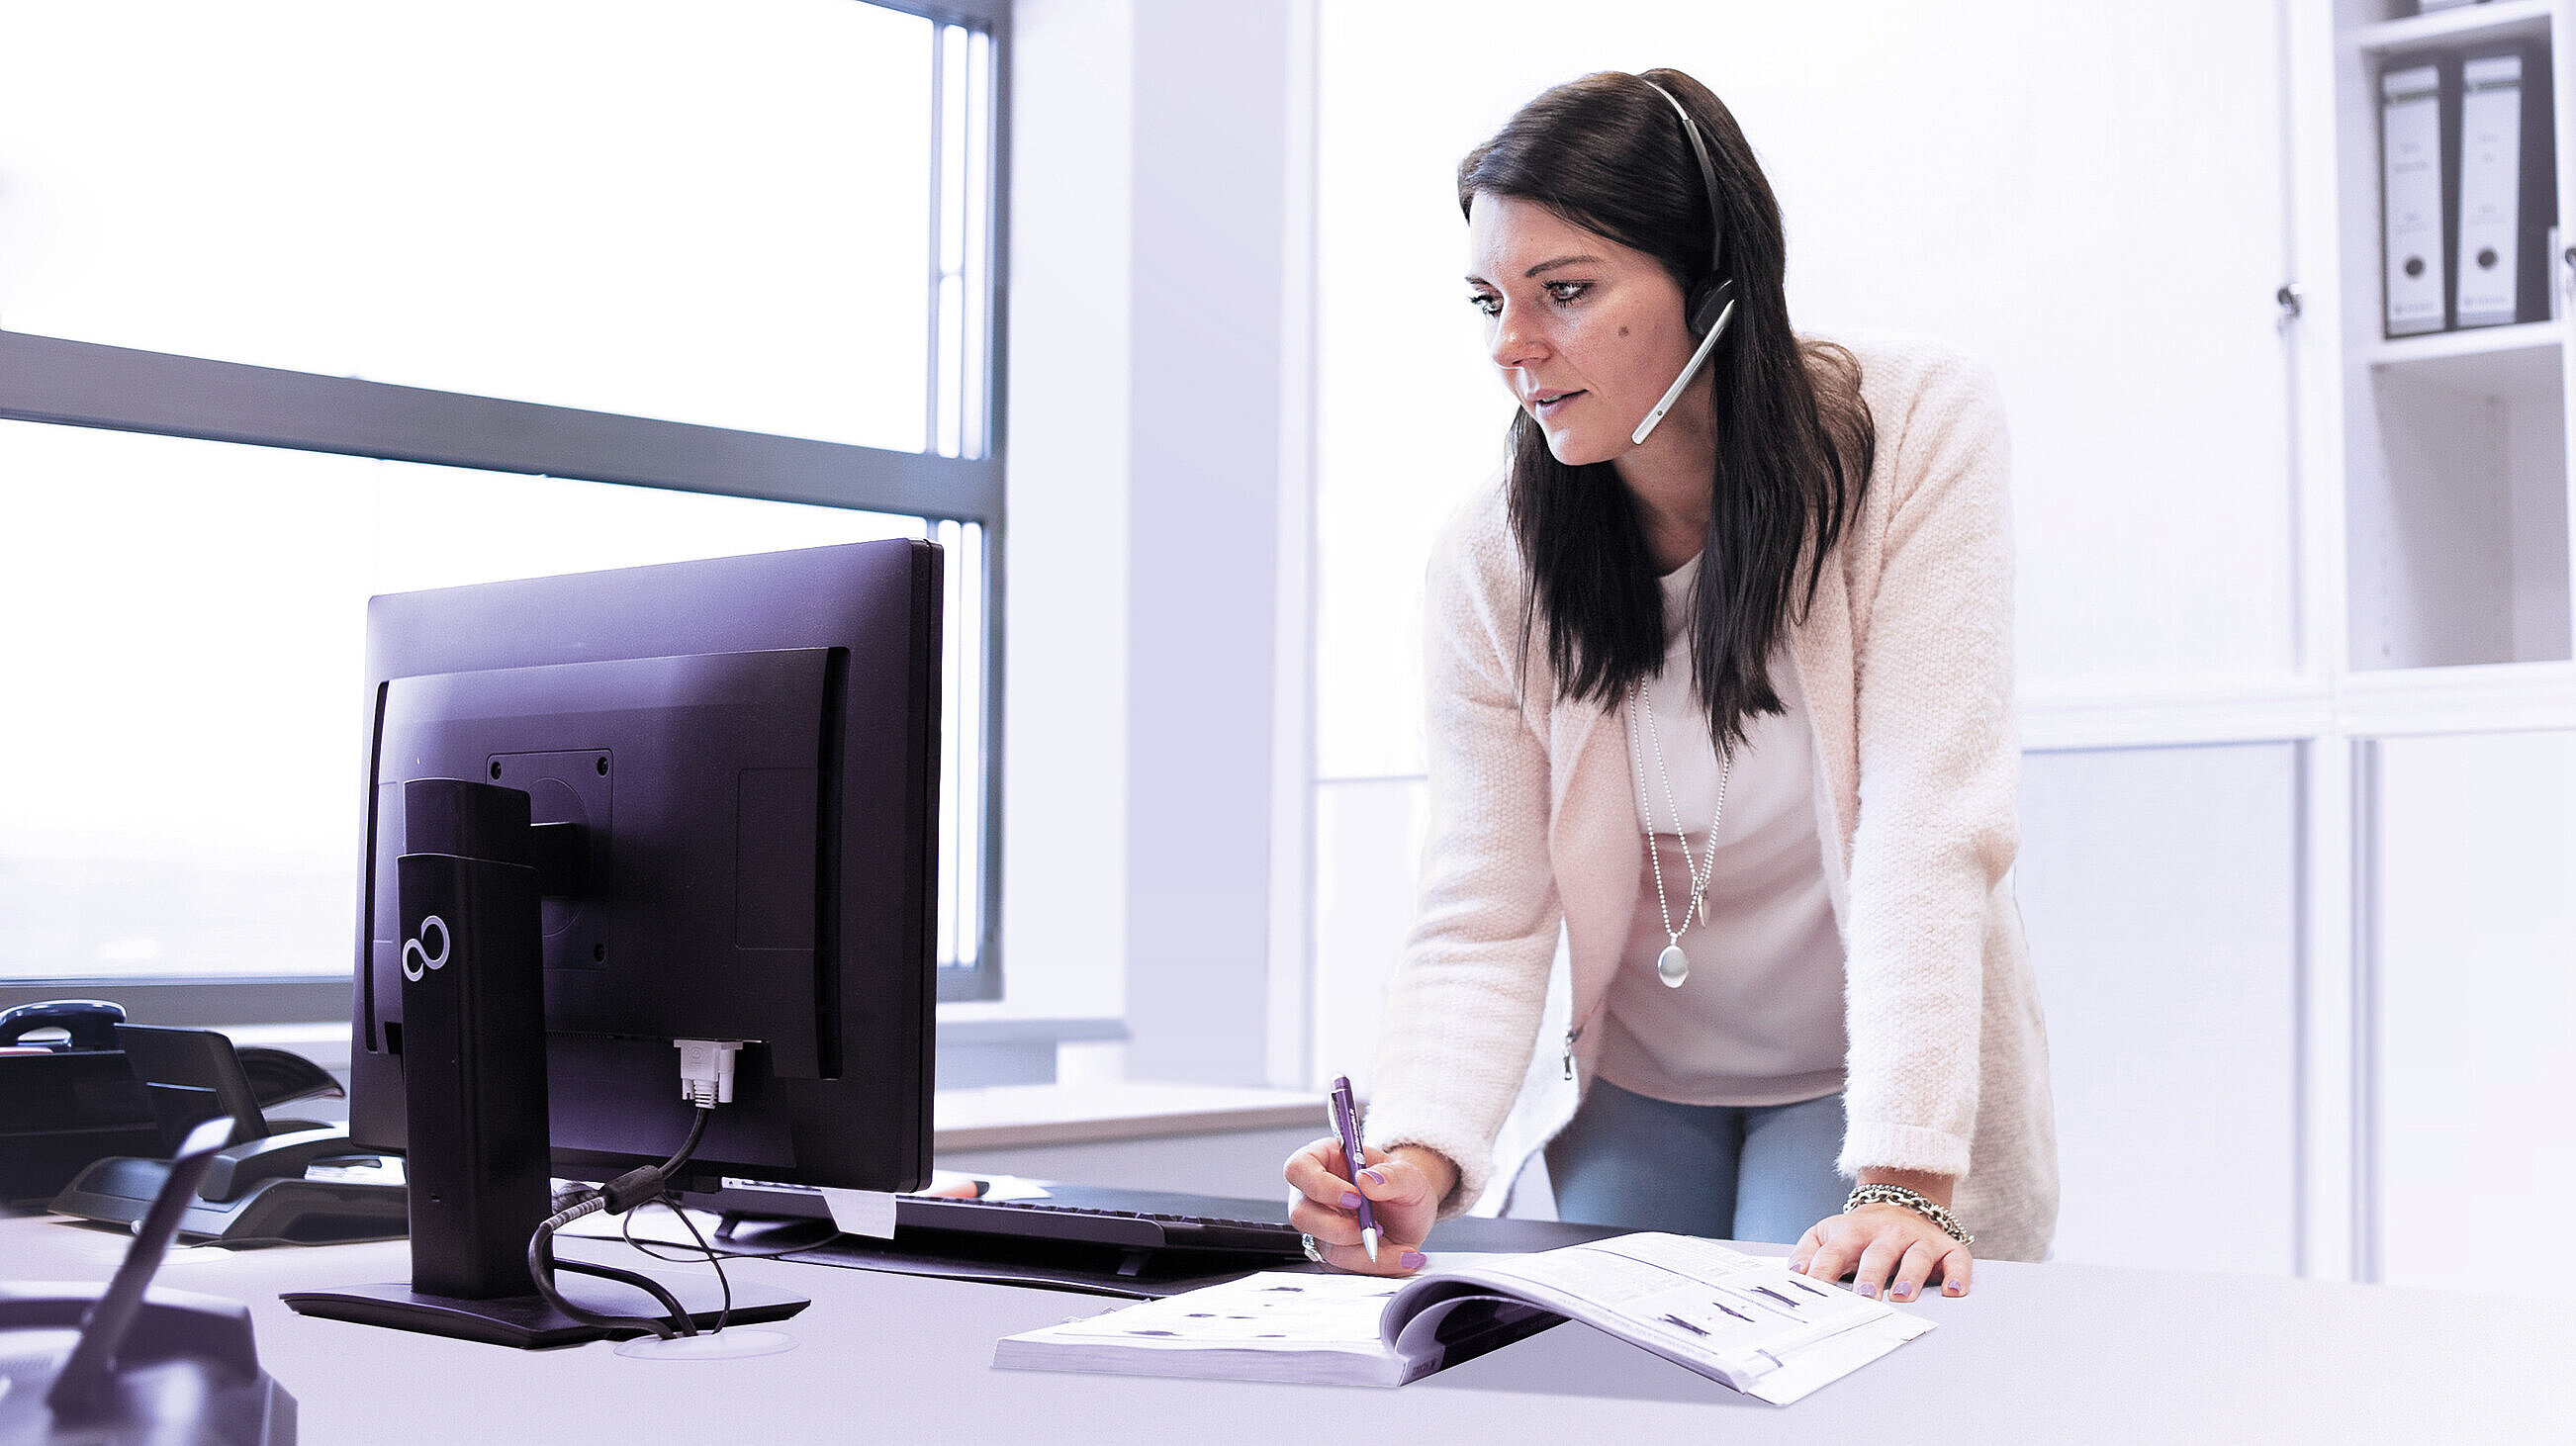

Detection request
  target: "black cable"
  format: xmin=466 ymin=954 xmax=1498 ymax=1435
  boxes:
xmin=522 ymin=1104 xmax=720 ymax=1341
xmin=528 ymin=1196 xmax=680 ymax=1340
xmin=618 ymin=1195 xmax=765 ymax=1336
xmin=659 ymin=1107 xmax=709 ymax=1180
xmin=663 ymin=1194 xmax=734 ymax=1335
xmin=554 ymin=1256 xmax=696 ymax=1327
xmin=594 ymin=1106 xmax=711 ymax=1216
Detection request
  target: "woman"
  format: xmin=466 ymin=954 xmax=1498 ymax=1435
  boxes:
xmin=1284 ymin=68 xmax=2057 ymax=1304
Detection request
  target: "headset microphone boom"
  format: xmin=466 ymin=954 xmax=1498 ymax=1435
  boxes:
xmin=1630 ymin=77 xmax=1739 ymax=448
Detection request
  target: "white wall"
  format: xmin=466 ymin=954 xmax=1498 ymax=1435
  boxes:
xmin=1119 ymin=0 xmax=1296 ymax=1084
xmin=971 ymin=0 xmax=1137 ymax=1030
xmin=983 ymin=1 xmax=1306 ymax=1088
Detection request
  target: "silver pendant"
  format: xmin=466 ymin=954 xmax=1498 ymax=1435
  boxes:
xmin=1656 ymin=945 xmax=1690 ymax=988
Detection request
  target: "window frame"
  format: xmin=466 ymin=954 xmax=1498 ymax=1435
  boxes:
xmin=0 ymin=0 xmax=1013 ymax=1010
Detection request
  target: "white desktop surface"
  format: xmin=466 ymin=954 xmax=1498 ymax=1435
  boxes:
xmin=4 ymin=1212 xmax=2562 ymax=1443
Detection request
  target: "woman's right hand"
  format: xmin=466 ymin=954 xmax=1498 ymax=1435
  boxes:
xmin=1282 ymin=1138 xmax=1454 ymax=1275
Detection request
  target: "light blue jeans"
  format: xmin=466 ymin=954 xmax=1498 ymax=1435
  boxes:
xmin=1542 ymin=1080 xmax=1849 ymax=1246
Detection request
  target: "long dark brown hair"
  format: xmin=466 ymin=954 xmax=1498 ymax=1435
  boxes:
xmin=1458 ymin=69 xmax=1874 ymax=752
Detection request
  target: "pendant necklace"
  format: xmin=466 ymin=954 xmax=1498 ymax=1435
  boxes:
xmin=1626 ymin=676 xmax=1731 ymax=988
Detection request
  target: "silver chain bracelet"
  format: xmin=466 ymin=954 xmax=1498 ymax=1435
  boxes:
xmin=1845 ymin=1183 xmax=1975 ymax=1246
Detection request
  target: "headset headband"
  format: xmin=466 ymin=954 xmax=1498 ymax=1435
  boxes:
xmin=1638 ymin=77 xmax=1726 ymax=288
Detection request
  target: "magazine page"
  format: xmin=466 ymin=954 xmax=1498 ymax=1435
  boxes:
xmin=992 ymin=1254 xmax=1555 ymax=1387
xmin=1382 ymin=1232 xmax=1931 ymax=1404
xmin=994 ymin=1269 xmax=1416 ymax=1385
xmin=996 ymin=1237 xmax=1928 ymax=1401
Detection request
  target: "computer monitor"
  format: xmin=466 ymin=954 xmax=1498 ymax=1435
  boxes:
xmin=295 ymin=538 xmax=942 ymax=1347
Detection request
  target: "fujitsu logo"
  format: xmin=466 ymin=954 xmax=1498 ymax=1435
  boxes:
xmin=402 ymin=916 xmax=452 ymax=982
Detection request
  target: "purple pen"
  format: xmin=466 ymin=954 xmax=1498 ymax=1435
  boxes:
xmin=1330 ymin=1075 xmax=1379 ymax=1263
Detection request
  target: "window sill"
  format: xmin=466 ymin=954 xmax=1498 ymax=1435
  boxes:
xmin=932 ymin=1081 xmax=1319 ymax=1152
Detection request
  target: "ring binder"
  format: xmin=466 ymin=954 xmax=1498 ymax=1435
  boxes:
xmin=2454 ymin=45 xmax=2555 ymax=328
xmin=2380 ymin=57 xmax=2452 ymax=337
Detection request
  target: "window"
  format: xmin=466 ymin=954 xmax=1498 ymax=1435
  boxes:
xmin=0 ymin=0 xmax=1008 ymax=1005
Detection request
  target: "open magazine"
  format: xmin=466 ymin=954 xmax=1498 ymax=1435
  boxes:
xmin=993 ymin=1231 xmax=1932 ymax=1405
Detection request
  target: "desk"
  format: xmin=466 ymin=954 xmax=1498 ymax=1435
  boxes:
xmin=3 ymin=1210 xmax=2561 ymax=1443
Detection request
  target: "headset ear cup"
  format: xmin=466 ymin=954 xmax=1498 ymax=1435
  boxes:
xmin=1689 ymin=276 xmax=1737 ymax=340
xmin=1684 ymin=279 xmax=1717 ymax=337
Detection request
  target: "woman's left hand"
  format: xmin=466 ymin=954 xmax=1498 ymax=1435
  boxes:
xmin=1789 ymin=1196 xmax=1972 ymax=1303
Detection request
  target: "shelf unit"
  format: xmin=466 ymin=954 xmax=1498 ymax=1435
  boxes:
xmin=2336 ymin=0 xmax=2576 ymax=671
xmin=2307 ymin=2 xmax=2576 ymax=1297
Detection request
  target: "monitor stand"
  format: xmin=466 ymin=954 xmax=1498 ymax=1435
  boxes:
xmin=283 ymin=1268 xmax=806 ymax=1351
xmin=283 ymin=779 xmax=806 ymax=1348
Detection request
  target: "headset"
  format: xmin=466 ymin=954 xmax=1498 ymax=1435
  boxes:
xmin=1630 ymin=77 xmax=1739 ymax=447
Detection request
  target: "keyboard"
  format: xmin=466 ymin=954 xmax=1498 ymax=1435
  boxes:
xmin=697 ymin=1179 xmax=1308 ymax=1259
xmin=898 ymin=1193 xmax=1304 ymax=1254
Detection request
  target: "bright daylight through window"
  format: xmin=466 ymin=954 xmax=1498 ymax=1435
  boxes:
xmin=0 ymin=0 xmax=1003 ymax=999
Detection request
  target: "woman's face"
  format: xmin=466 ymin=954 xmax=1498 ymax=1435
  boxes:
xmin=1465 ymin=192 xmax=1700 ymax=469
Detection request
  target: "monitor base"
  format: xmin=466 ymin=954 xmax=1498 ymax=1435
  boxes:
xmin=281 ymin=1272 xmax=807 ymax=1350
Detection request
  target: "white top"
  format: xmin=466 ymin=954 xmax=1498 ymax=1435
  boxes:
xmin=1594 ymin=556 xmax=1849 ymax=1107
xmin=1364 ymin=334 xmax=2058 ymax=1261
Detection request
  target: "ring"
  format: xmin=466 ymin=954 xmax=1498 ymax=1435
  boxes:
xmin=1299 ymin=1232 xmax=1326 ymax=1264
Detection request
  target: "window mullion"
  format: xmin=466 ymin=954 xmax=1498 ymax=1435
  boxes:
xmin=926 ymin=23 xmax=950 ymax=462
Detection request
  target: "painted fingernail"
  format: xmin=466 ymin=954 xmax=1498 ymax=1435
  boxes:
xmin=1787 ymin=1259 xmax=1809 ymax=1274
xmin=1339 ymin=1191 xmax=1363 ymax=1209
xmin=1854 ymin=1282 xmax=1879 ymax=1299
xmin=1400 ymin=1250 xmax=1427 ymax=1270
xmin=1944 ymin=1281 xmax=1968 ymax=1295
xmin=1361 ymin=1168 xmax=1386 ymax=1185
xmin=1888 ymin=1282 xmax=1914 ymax=1301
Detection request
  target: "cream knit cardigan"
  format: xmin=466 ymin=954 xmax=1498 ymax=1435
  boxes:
xmin=1363 ymin=332 xmax=2060 ymax=1263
